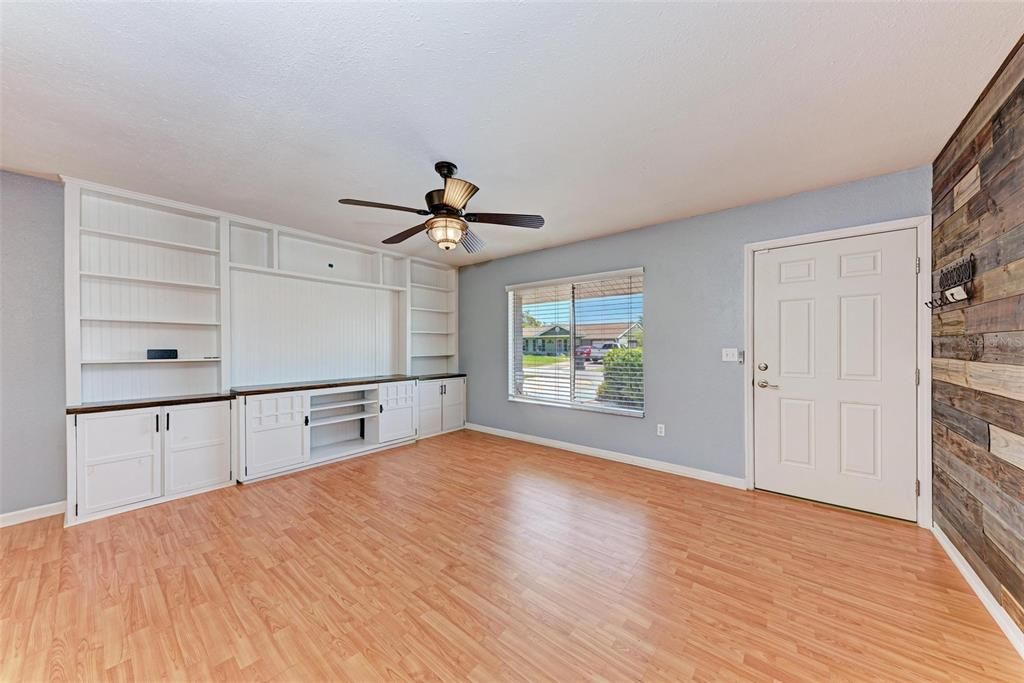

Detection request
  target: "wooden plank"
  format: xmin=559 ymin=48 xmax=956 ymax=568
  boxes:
xmin=978 ymin=156 xmax=1024 ymax=246
xmin=934 ymin=36 xmax=1024 ymax=182
xmin=982 ymin=114 xmax=1024 ymax=187
xmin=932 ymin=358 xmax=967 ymax=385
xmin=932 ymin=309 xmax=966 ymax=336
xmin=933 ymin=123 xmax=992 ymax=205
xmin=979 ymin=331 xmax=1024 ymax=365
xmin=1002 ymin=587 xmax=1024 ymax=633
xmin=932 ymin=334 xmax=983 ymax=361
xmin=932 ymin=400 xmax=989 ymax=447
xmin=990 ymin=424 xmax=1024 ymax=471
xmin=934 ymin=507 xmax=1002 ymax=599
xmin=953 ymin=165 xmax=981 ymax=212
xmin=933 ymin=380 xmax=1024 ymax=438
xmin=936 ymin=419 xmax=1024 ymax=504
xmin=935 ymin=439 xmax=1024 ymax=537
xmin=972 ymin=256 xmax=1024 ymax=303
xmin=983 ymin=534 xmax=1024 ymax=613
xmin=934 ymin=160 xmax=1024 ymax=271
xmin=933 ymin=463 xmax=986 ymax=558
xmin=963 ymin=359 xmax=1024 ymax=402
xmin=984 ymin=508 xmax=1024 ymax=569
xmin=963 ymin=293 xmax=1024 ymax=334
xmin=992 ymin=73 xmax=1024 ymax=143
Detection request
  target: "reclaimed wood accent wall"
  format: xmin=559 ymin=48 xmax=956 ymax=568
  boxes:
xmin=932 ymin=36 xmax=1024 ymax=634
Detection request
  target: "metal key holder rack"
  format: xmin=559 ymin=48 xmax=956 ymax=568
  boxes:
xmin=925 ymin=254 xmax=974 ymax=310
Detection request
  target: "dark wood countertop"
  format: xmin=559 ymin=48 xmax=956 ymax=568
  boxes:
xmin=66 ymin=392 xmax=234 ymax=415
xmin=66 ymin=373 xmax=468 ymax=413
xmin=232 ymin=374 xmax=414 ymax=396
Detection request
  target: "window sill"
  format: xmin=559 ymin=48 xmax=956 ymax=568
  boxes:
xmin=508 ymin=395 xmax=645 ymax=418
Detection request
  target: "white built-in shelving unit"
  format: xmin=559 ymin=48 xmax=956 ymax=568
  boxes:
xmin=63 ymin=178 xmax=459 ymax=405
xmin=408 ymin=260 xmax=459 ymax=376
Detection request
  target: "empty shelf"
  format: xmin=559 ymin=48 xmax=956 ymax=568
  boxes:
xmin=311 ymin=438 xmax=370 ymax=461
xmin=309 ymin=410 xmax=377 ymax=427
xmin=310 ymin=398 xmax=378 ymax=412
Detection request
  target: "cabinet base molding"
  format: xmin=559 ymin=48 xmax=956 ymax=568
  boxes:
xmin=238 ymin=437 xmax=417 ymax=484
xmin=415 ymin=425 xmax=466 ymax=440
xmin=0 ymin=500 xmax=66 ymax=528
xmin=65 ymin=480 xmax=235 ymax=527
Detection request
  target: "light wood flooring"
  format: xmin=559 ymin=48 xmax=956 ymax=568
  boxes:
xmin=2 ymin=430 xmax=1021 ymax=681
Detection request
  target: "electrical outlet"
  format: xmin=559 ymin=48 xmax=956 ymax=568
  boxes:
xmin=656 ymin=424 xmax=665 ymax=437
xmin=721 ymin=348 xmax=739 ymax=362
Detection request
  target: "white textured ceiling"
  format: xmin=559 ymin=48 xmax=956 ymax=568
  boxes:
xmin=2 ymin=3 xmax=1022 ymax=265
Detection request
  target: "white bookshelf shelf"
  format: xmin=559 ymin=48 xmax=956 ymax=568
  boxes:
xmin=80 ymin=227 xmax=219 ymax=255
xmin=230 ymin=263 xmax=406 ymax=292
xmin=410 ymin=282 xmax=452 ymax=293
xmin=411 ymin=330 xmax=449 ymax=335
xmin=80 ymin=316 xmax=220 ymax=326
xmin=310 ymin=410 xmax=377 ymax=427
xmin=81 ymin=358 xmax=222 ymax=365
xmin=80 ymin=271 xmax=220 ymax=290
xmin=410 ymin=306 xmax=451 ymax=314
xmin=311 ymin=438 xmax=368 ymax=462
xmin=411 ymin=353 xmax=455 ymax=358
xmin=310 ymin=398 xmax=377 ymax=412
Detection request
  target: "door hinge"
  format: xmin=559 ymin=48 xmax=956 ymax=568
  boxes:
xmin=304 ymin=415 xmax=309 ymax=426
xmin=915 ymin=368 xmax=920 ymax=386
xmin=915 ymin=480 xmax=921 ymax=497
xmin=74 ymin=503 xmax=78 ymax=515
xmin=244 ymin=465 xmax=248 ymax=476
xmin=74 ymin=414 xmax=77 ymax=426
xmin=915 ymin=257 xmax=921 ymax=274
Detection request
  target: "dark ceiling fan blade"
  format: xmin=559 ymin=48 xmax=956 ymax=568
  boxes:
xmin=461 ymin=228 xmax=486 ymax=254
xmin=442 ymin=177 xmax=479 ymax=210
xmin=339 ymin=198 xmax=430 ymax=216
xmin=382 ymin=223 xmax=429 ymax=244
xmin=464 ymin=213 xmax=544 ymax=228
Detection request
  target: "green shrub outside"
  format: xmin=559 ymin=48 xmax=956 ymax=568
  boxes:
xmin=597 ymin=348 xmax=643 ymax=406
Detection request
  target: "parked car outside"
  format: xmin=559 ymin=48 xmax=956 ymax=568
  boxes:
xmin=589 ymin=342 xmax=622 ymax=363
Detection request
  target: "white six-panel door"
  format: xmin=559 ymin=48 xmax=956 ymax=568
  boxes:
xmin=753 ymin=229 xmax=918 ymax=520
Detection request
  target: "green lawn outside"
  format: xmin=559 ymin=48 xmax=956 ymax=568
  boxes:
xmin=522 ymin=354 xmax=568 ymax=367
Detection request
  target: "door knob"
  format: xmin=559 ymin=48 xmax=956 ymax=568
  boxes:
xmin=757 ymin=380 xmax=779 ymax=389
xmin=757 ymin=362 xmax=768 ymax=371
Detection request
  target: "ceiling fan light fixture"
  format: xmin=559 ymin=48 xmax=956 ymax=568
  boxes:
xmin=425 ymin=216 xmax=466 ymax=251
xmin=442 ymin=177 xmax=479 ymax=210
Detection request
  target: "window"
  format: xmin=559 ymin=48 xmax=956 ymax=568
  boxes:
xmin=507 ymin=268 xmax=644 ymax=416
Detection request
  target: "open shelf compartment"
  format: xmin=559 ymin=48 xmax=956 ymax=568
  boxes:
xmin=308 ymin=384 xmax=380 ymax=461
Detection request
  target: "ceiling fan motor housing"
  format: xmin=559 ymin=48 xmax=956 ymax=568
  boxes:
xmin=434 ymin=161 xmax=458 ymax=179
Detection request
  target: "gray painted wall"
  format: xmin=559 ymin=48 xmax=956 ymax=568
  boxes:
xmin=0 ymin=171 xmax=66 ymax=514
xmin=459 ymin=166 xmax=932 ymax=478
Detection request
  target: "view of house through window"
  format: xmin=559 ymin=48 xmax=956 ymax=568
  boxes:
xmin=508 ymin=269 xmax=644 ymax=415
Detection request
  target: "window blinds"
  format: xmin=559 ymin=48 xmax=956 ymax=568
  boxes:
xmin=507 ymin=269 xmax=644 ymax=416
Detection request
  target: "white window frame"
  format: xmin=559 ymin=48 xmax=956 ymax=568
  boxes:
xmin=506 ymin=267 xmax=645 ymax=418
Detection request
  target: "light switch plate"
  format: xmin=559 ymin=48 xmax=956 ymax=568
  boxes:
xmin=721 ymin=348 xmax=739 ymax=362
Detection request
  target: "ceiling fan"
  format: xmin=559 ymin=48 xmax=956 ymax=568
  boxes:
xmin=338 ymin=161 xmax=544 ymax=253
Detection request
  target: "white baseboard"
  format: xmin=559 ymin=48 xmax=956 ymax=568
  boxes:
xmin=932 ymin=524 xmax=1024 ymax=660
xmin=0 ymin=500 xmax=66 ymax=528
xmin=465 ymin=423 xmax=747 ymax=490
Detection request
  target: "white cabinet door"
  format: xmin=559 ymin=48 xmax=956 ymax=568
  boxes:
xmin=243 ymin=392 xmax=308 ymax=477
xmin=76 ymin=407 xmax=162 ymax=515
xmin=164 ymin=402 xmax=230 ymax=494
xmin=418 ymin=380 xmax=442 ymax=438
xmin=441 ymin=378 xmax=466 ymax=432
xmin=379 ymin=381 xmax=416 ymax=443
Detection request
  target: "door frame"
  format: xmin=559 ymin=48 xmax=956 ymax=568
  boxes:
xmin=742 ymin=215 xmax=932 ymax=528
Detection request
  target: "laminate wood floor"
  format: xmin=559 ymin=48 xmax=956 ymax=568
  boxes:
xmin=2 ymin=430 xmax=1021 ymax=681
